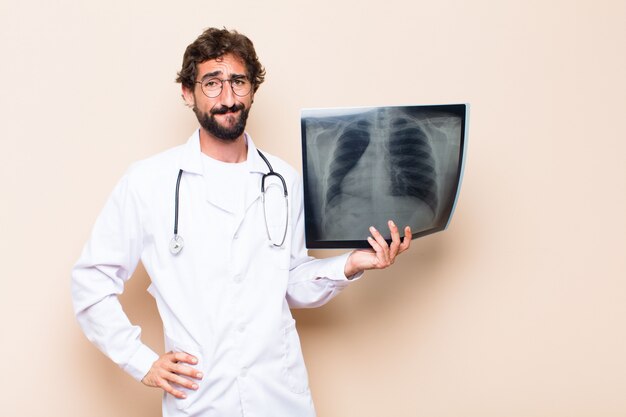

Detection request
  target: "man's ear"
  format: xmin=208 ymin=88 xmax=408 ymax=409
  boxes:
xmin=181 ymin=85 xmax=195 ymax=108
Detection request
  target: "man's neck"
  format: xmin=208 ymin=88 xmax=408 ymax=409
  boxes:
xmin=198 ymin=129 xmax=248 ymax=163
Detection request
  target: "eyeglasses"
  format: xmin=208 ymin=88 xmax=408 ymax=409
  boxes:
xmin=195 ymin=76 xmax=252 ymax=98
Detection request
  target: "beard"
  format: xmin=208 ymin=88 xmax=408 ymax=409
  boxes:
xmin=194 ymin=103 xmax=250 ymax=142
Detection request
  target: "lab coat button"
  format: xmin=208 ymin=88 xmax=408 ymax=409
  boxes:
xmin=233 ymin=274 xmax=243 ymax=283
xmin=240 ymin=367 xmax=248 ymax=377
xmin=238 ymin=324 xmax=246 ymax=333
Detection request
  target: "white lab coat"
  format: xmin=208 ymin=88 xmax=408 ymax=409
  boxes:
xmin=71 ymin=130 xmax=361 ymax=417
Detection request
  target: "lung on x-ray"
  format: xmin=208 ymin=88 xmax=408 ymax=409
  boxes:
xmin=301 ymin=104 xmax=469 ymax=249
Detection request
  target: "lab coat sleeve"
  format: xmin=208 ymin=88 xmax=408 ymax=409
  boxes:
xmin=286 ymin=175 xmax=364 ymax=309
xmin=71 ymin=171 xmax=159 ymax=382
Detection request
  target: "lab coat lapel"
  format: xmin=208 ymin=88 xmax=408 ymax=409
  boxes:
xmin=244 ymin=134 xmax=267 ymax=212
xmin=175 ymin=131 xmax=213 ymax=225
xmin=177 ymin=130 xmax=204 ymax=176
xmin=231 ymin=135 xmax=267 ymax=236
xmin=203 ymin=134 xmax=265 ymax=214
xmin=177 ymin=131 xmax=266 ymax=214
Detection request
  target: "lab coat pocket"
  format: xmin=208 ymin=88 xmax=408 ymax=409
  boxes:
xmin=282 ymin=319 xmax=310 ymax=394
xmin=164 ymin=333 xmax=204 ymax=412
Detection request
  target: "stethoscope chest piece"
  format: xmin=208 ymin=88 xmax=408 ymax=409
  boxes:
xmin=169 ymin=235 xmax=184 ymax=255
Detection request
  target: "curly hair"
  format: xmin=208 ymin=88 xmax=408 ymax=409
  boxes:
xmin=176 ymin=27 xmax=266 ymax=93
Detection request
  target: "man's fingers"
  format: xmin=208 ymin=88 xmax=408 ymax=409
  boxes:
xmin=171 ymin=351 xmax=198 ymax=365
xmin=388 ymin=220 xmax=401 ymax=259
xmin=156 ymin=378 xmax=187 ymax=399
xmin=366 ymin=236 xmax=383 ymax=254
xmin=165 ymin=352 xmax=202 ymax=380
xmin=142 ymin=351 xmax=203 ymax=399
xmin=172 ymin=362 xmax=204 ymax=379
xmin=399 ymin=226 xmax=412 ymax=252
xmin=166 ymin=371 xmax=199 ymax=391
xmin=369 ymin=226 xmax=390 ymax=263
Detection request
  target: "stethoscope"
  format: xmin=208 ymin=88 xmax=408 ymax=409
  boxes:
xmin=169 ymin=149 xmax=288 ymax=255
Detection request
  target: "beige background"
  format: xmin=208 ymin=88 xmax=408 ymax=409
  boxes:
xmin=1 ymin=0 xmax=625 ymax=416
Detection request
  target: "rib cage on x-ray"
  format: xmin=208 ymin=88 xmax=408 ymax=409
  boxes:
xmin=303 ymin=106 xmax=463 ymax=243
xmin=386 ymin=117 xmax=438 ymax=212
xmin=325 ymin=119 xmax=372 ymax=209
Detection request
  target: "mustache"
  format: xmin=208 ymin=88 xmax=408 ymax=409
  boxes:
xmin=210 ymin=103 xmax=245 ymax=115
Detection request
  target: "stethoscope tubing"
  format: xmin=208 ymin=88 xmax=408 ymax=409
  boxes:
xmin=170 ymin=150 xmax=288 ymax=254
xmin=174 ymin=169 xmax=183 ymax=236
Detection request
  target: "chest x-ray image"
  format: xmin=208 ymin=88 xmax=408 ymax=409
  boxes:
xmin=301 ymin=104 xmax=469 ymax=249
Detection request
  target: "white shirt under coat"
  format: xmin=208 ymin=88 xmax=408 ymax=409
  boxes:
xmin=71 ymin=130 xmax=361 ymax=417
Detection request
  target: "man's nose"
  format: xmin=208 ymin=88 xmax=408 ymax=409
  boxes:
xmin=217 ymin=81 xmax=236 ymax=107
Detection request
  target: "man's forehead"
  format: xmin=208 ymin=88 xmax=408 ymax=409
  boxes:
xmin=197 ymin=54 xmax=246 ymax=77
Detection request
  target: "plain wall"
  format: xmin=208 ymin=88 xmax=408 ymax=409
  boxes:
xmin=1 ymin=0 xmax=625 ymax=416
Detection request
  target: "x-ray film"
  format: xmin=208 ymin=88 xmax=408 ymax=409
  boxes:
xmin=301 ymin=104 xmax=469 ymax=249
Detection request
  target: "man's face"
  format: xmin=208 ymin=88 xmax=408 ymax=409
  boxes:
xmin=183 ymin=53 xmax=254 ymax=142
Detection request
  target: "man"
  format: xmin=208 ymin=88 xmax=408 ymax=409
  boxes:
xmin=72 ymin=27 xmax=411 ymax=417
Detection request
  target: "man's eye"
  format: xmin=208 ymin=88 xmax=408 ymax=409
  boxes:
xmin=204 ymin=80 xmax=219 ymax=88
xmin=232 ymin=79 xmax=246 ymax=86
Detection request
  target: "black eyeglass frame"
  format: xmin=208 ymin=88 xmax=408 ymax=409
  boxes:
xmin=194 ymin=76 xmax=253 ymax=98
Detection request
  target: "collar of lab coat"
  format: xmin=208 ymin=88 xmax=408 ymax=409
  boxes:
xmin=178 ymin=129 xmax=268 ymax=214
xmin=178 ymin=129 xmax=269 ymax=174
